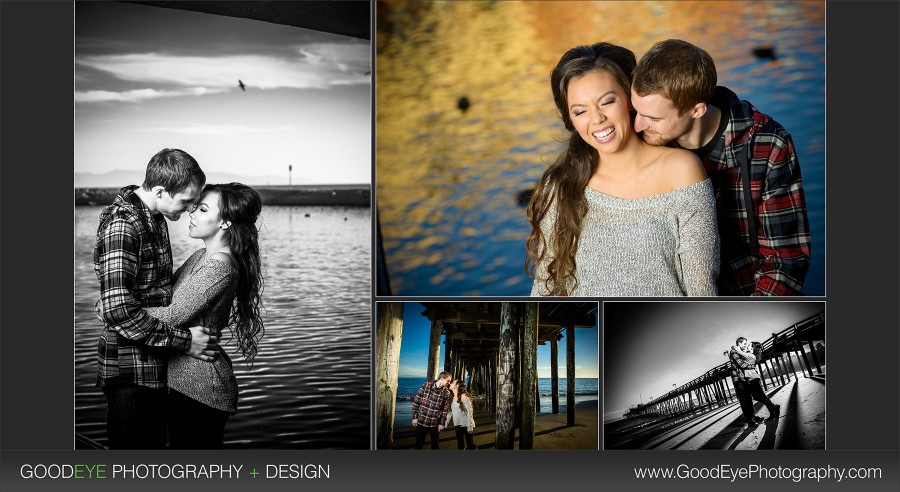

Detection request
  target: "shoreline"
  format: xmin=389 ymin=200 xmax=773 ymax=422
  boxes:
xmin=75 ymin=185 xmax=371 ymax=207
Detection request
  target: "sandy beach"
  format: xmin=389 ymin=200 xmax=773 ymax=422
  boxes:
xmin=386 ymin=398 xmax=598 ymax=450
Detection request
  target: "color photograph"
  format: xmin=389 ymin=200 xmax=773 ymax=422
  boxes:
xmin=376 ymin=302 xmax=599 ymax=450
xmin=375 ymin=1 xmax=824 ymax=297
xmin=604 ymin=301 xmax=825 ymax=450
xmin=74 ymin=1 xmax=371 ymax=450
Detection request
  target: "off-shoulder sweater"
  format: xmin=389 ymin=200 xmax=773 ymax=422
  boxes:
xmin=531 ymin=179 xmax=720 ymax=297
xmin=444 ymin=397 xmax=475 ymax=431
xmin=144 ymin=249 xmax=239 ymax=413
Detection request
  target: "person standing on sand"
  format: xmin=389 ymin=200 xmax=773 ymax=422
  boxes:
xmin=729 ymin=337 xmax=780 ymax=427
xmin=445 ymin=379 xmax=477 ymax=450
xmin=94 ymin=148 xmax=218 ymax=449
xmin=411 ymin=371 xmax=453 ymax=450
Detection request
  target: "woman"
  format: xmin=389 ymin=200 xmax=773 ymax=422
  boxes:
xmin=444 ymin=379 xmax=476 ymax=450
xmin=143 ymin=182 xmax=265 ymax=448
xmin=526 ymin=42 xmax=719 ymax=296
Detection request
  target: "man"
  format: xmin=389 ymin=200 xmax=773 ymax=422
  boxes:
xmin=411 ymin=371 xmax=453 ymax=450
xmin=94 ymin=148 xmax=217 ymax=449
xmin=729 ymin=337 xmax=780 ymax=426
xmin=631 ymin=39 xmax=811 ymax=295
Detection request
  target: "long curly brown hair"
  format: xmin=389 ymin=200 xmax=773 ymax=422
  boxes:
xmin=454 ymin=380 xmax=471 ymax=414
xmin=204 ymin=182 xmax=265 ymax=363
xmin=525 ymin=42 xmax=637 ymax=295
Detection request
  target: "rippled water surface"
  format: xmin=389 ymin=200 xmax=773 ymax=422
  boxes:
xmin=75 ymin=205 xmax=371 ymax=449
xmin=376 ymin=1 xmax=825 ymax=296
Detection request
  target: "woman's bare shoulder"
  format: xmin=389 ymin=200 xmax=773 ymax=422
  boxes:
xmin=657 ymin=147 xmax=707 ymax=189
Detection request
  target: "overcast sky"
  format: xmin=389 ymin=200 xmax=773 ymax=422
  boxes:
xmin=604 ymin=301 xmax=825 ymax=418
xmin=75 ymin=2 xmax=371 ymax=184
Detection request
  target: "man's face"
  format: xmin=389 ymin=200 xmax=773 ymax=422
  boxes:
xmin=630 ymin=90 xmax=695 ymax=147
xmin=156 ymin=183 xmax=202 ymax=221
xmin=436 ymin=376 xmax=451 ymax=388
xmin=738 ymin=339 xmax=750 ymax=351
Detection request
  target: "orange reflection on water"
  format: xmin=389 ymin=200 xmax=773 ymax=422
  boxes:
xmin=376 ymin=0 xmax=824 ymax=296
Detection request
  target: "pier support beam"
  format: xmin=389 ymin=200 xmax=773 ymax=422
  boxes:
xmin=520 ymin=303 xmax=538 ymax=449
xmin=798 ymin=345 xmax=814 ymax=378
xmin=376 ymin=303 xmax=404 ymax=450
xmin=566 ymin=324 xmax=576 ymax=427
xmin=427 ymin=319 xmax=441 ymax=381
xmin=807 ymin=340 xmax=823 ymax=374
xmin=551 ymin=337 xmax=560 ymax=414
xmin=496 ymin=302 xmax=517 ymax=449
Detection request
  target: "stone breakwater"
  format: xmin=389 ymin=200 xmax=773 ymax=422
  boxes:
xmin=75 ymin=185 xmax=370 ymax=207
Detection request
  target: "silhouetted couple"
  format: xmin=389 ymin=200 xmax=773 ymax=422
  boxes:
xmin=729 ymin=337 xmax=780 ymax=427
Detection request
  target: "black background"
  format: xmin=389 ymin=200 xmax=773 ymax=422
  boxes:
xmin=2 ymin=1 xmax=898 ymax=491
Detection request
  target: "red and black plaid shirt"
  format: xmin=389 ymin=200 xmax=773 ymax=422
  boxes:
xmin=691 ymin=87 xmax=811 ymax=295
xmin=93 ymin=186 xmax=192 ymax=388
xmin=411 ymin=380 xmax=451 ymax=427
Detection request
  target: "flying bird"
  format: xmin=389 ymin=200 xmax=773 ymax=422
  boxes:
xmin=238 ymin=80 xmax=246 ymax=91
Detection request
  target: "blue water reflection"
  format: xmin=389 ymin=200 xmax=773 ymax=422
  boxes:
xmin=376 ymin=1 xmax=825 ymax=296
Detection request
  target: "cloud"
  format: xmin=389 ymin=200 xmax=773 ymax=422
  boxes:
xmin=132 ymin=124 xmax=302 ymax=136
xmin=75 ymin=43 xmax=370 ymax=102
xmin=74 ymin=87 xmax=227 ymax=103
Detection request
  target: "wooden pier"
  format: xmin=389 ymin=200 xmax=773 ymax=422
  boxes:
xmin=608 ymin=311 xmax=825 ymax=450
xmin=376 ymin=302 xmax=598 ymax=450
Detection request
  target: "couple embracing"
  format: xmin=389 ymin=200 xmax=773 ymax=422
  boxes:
xmin=411 ymin=372 xmax=477 ymax=450
xmin=528 ymin=39 xmax=811 ymax=297
xmin=93 ymin=148 xmax=264 ymax=449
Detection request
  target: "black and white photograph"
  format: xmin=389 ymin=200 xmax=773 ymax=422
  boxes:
xmin=604 ymin=301 xmax=825 ymax=450
xmin=74 ymin=1 xmax=372 ymax=450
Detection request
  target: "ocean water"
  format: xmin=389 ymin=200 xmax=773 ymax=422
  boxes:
xmin=395 ymin=377 xmax=598 ymax=400
xmin=376 ymin=1 xmax=826 ymax=296
xmin=75 ymin=205 xmax=371 ymax=449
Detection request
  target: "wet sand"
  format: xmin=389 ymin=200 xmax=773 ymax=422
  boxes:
xmin=387 ymin=399 xmax=598 ymax=450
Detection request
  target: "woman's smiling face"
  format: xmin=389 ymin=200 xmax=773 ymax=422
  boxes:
xmin=566 ymin=69 xmax=632 ymax=154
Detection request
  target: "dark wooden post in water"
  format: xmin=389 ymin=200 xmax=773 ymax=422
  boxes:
xmin=550 ymin=336 xmax=560 ymax=414
xmin=566 ymin=324 xmax=576 ymax=427
xmin=496 ymin=302 xmax=517 ymax=449
xmin=376 ymin=303 xmax=404 ymax=450
xmin=427 ymin=318 xmax=442 ymax=381
xmin=520 ymin=303 xmax=538 ymax=449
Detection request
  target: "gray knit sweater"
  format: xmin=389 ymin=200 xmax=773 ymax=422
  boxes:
xmin=144 ymin=249 xmax=239 ymax=413
xmin=531 ymin=179 xmax=719 ymax=297
xmin=444 ymin=397 xmax=475 ymax=431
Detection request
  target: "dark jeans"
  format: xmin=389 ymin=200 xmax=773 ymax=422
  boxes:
xmin=168 ymin=389 xmax=230 ymax=449
xmin=414 ymin=425 xmax=440 ymax=449
xmin=734 ymin=378 xmax=777 ymax=422
xmin=102 ymin=380 xmax=167 ymax=449
xmin=454 ymin=426 xmax=476 ymax=450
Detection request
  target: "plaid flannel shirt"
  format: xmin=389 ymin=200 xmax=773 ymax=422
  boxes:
xmin=411 ymin=380 xmax=451 ymax=427
xmin=728 ymin=347 xmax=756 ymax=381
xmin=93 ymin=185 xmax=192 ymax=388
xmin=695 ymin=87 xmax=811 ymax=296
